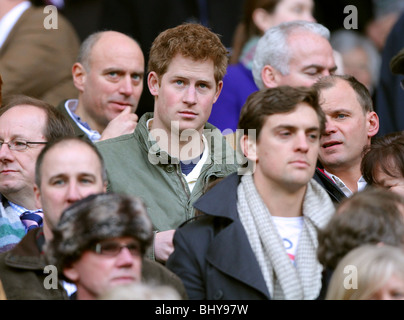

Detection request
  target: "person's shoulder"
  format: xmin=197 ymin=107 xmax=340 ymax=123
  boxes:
xmin=17 ymin=5 xmax=79 ymax=43
xmin=95 ymin=132 xmax=136 ymax=147
xmin=225 ymin=62 xmax=251 ymax=77
xmin=143 ymin=258 xmax=176 ymax=277
xmin=175 ymin=214 xmax=222 ymax=245
xmin=142 ymin=258 xmax=187 ymax=297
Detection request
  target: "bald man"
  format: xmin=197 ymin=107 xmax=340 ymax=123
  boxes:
xmin=57 ymin=31 xmax=145 ymax=142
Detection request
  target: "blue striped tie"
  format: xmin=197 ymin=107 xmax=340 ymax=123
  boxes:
xmin=20 ymin=210 xmax=44 ymax=231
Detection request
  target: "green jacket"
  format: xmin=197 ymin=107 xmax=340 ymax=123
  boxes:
xmin=96 ymin=113 xmax=239 ymax=254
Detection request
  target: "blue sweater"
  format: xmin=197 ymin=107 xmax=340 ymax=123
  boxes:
xmin=0 ymin=195 xmax=26 ymax=253
xmin=208 ymin=63 xmax=258 ymax=132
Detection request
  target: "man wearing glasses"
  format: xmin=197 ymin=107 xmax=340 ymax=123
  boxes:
xmin=45 ymin=192 xmax=186 ymax=300
xmin=0 ymin=137 xmax=187 ymax=299
xmin=0 ymin=95 xmax=73 ymax=252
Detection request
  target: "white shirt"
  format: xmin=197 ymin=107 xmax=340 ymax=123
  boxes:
xmin=272 ymin=216 xmax=304 ymax=265
xmin=0 ymin=1 xmax=31 ymax=48
xmin=182 ymin=134 xmax=209 ymax=193
xmin=324 ymin=169 xmax=367 ymax=197
xmin=64 ymin=99 xmax=102 ymax=142
xmin=62 ymin=281 xmax=76 ymax=297
xmin=146 ymin=118 xmax=209 ymax=192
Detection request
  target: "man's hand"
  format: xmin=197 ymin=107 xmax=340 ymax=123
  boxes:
xmin=99 ymin=106 xmax=138 ymax=140
xmin=154 ymin=229 xmax=175 ymax=263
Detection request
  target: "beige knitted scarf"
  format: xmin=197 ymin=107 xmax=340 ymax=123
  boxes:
xmin=237 ymin=174 xmax=334 ymax=300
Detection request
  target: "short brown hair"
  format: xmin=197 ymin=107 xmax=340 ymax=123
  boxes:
xmin=238 ymin=86 xmax=325 ymax=140
xmin=313 ymin=74 xmax=374 ymax=113
xmin=148 ymin=23 xmax=228 ymax=85
xmin=0 ymin=94 xmax=74 ymax=141
xmin=35 ymin=136 xmax=107 ymax=188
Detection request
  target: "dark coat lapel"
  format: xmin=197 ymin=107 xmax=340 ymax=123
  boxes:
xmin=194 ymin=173 xmax=271 ymax=298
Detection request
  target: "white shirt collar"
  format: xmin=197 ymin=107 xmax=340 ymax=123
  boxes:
xmin=0 ymin=1 xmax=31 ymax=48
xmin=146 ymin=118 xmax=209 ymax=192
xmin=183 ymin=134 xmax=209 ymax=192
xmin=64 ymin=99 xmax=101 ymax=142
xmin=324 ymin=169 xmax=367 ymax=197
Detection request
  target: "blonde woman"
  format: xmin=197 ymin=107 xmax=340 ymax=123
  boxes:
xmin=326 ymin=244 xmax=404 ymax=300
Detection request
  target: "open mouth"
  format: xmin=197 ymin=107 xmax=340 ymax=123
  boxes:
xmin=322 ymin=141 xmax=342 ymax=149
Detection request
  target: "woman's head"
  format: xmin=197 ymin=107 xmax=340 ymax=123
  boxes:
xmin=326 ymin=244 xmax=404 ymax=300
xmin=361 ymin=131 xmax=404 ymax=197
xmin=231 ymin=0 xmax=315 ymax=63
xmin=317 ymin=187 xmax=404 ymax=271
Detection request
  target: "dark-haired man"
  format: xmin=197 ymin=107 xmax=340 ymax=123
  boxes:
xmin=167 ymin=86 xmax=335 ymax=299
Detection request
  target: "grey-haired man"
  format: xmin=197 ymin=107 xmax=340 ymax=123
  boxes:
xmin=252 ymin=20 xmax=337 ymax=89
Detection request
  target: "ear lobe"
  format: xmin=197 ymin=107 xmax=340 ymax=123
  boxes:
xmin=147 ymin=72 xmax=160 ymax=96
xmin=261 ymin=65 xmax=279 ymax=88
xmin=72 ymin=63 xmax=86 ymax=92
xmin=63 ymin=266 xmax=79 ymax=283
xmin=240 ymin=135 xmax=258 ymax=162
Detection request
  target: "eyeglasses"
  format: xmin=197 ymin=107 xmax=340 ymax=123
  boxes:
xmin=0 ymin=140 xmax=47 ymax=151
xmin=93 ymin=240 xmax=141 ymax=257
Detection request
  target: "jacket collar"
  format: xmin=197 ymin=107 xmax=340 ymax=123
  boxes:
xmin=4 ymin=227 xmax=46 ymax=270
xmin=193 ymin=172 xmax=240 ymax=220
xmin=314 ymin=167 xmax=346 ymax=203
xmin=193 ymin=173 xmax=271 ymax=298
xmin=136 ymin=113 xmax=239 ymax=170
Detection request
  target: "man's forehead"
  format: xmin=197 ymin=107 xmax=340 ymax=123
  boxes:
xmin=0 ymin=105 xmax=46 ymax=135
xmin=264 ymin=105 xmax=319 ymax=127
xmin=320 ymin=87 xmax=366 ymax=117
xmin=288 ymin=33 xmax=333 ymax=59
xmin=0 ymin=104 xmax=46 ymax=117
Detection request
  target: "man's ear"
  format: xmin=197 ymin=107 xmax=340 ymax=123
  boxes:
xmin=34 ymin=184 xmax=42 ymax=209
xmin=213 ymin=80 xmax=223 ymax=104
xmin=240 ymin=134 xmax=258 ymax=162
xmin=261 ymin=65 xmax=280 ymax=88
xmin=252 ymin=8 xmax=274 ymax=33
xmin=147 ymin=71 xmax=160 ymax=97
xmin=367 ymin=111 xmax=379 ymax=138
xmin=72 ymin=62 xmax=86 ymax=92
xmin=63 ymin=265 xmax=79 ymax=283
